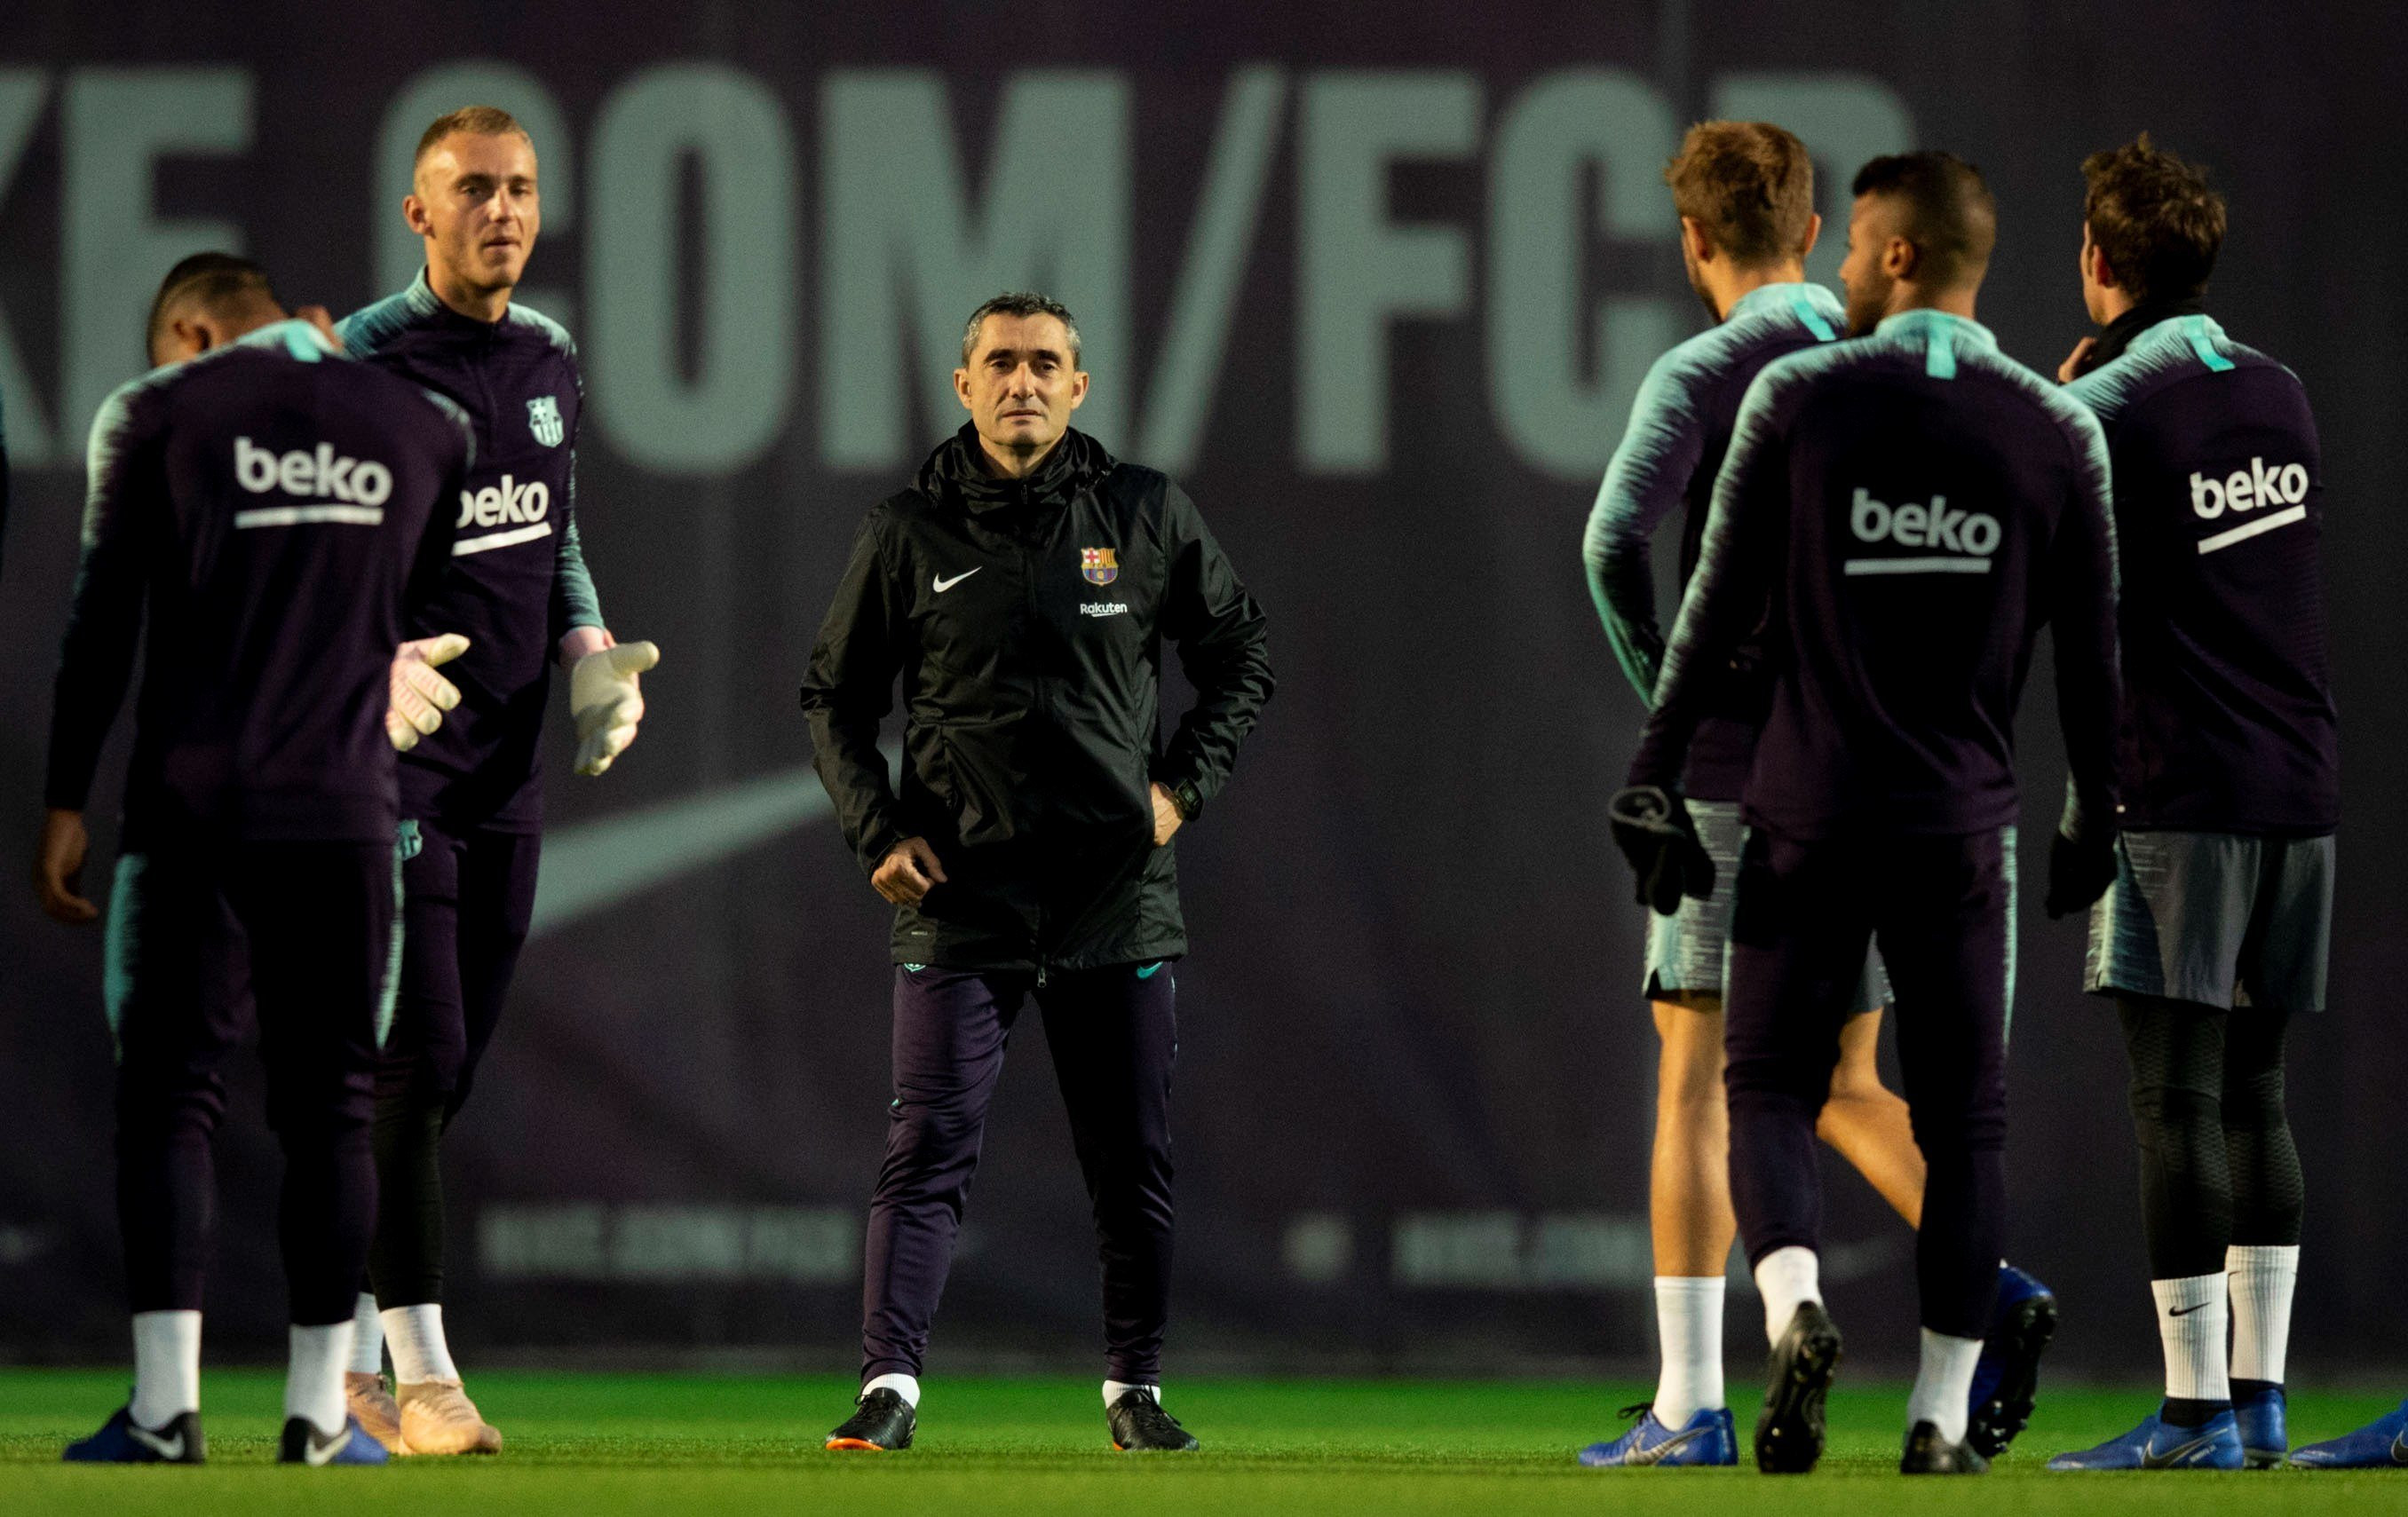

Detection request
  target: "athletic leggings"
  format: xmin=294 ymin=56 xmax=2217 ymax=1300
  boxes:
xmin=368 ymin=819 xmax=541 ymax=1308
xmin=2116 ymin=995 xmax=2301 ymax=1279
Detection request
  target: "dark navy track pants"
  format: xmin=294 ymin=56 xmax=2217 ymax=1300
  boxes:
xmin=1723 ymin=826 xmax=2012 ymax=1340
xmin=860 ymin=961 xmax=1177 ymax=1383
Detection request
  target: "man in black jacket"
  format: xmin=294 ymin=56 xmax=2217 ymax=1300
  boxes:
xmin=802 ymin=291 xmax=1272 ymax=1455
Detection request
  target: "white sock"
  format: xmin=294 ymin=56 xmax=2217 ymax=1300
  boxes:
xmin=129 ymin=1310 xmax=202 ymax=1426
xmin=1905 ymin=1328 xmax=1983 ymax=1444
xmin=285 ymin=1323 xmax=353 ymax=1437
xmin=1652 ymin=1276 xmax=1725 ymax=1426
xmin=1754 ymin=1246 xmax=1822 ymax=1347
xmin=348 ymin=1293 xmax=384 ymax=1376
xmin=380 ymin=1303 xmax=461 ymax=1385
xmin=2151 ymin=1273 xmax=2230 ymax=1402
xmin=863 ymin=1372 xmax=920 ymax=1408
xmin=2227 ymin=1244 xmax=2299 ymax=1385
xmin=1104 ymin=1379 xmax=1160 ymax=1408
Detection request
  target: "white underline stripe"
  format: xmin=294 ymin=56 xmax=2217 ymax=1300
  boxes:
xmin=2198 ymin=505 xmax=2306 ymax=556
xmin=233 ymin=503 xmax=385 ymax=528
xmin=1843 ymin=557 xmax=1993 ymax=576
xmin=453 ymin=521 xmax=555 ymax=556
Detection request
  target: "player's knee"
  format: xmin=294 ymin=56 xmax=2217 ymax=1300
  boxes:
xmin=2127 ymin=1077 xmax=2220 ymax=1133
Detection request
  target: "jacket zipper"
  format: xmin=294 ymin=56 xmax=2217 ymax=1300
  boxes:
xmin=1023 ymin=481 xmax=1050 ymax=988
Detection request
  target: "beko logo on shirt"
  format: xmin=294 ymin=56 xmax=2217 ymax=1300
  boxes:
xmin=1845 ymin=487 xmax=2000 ymax=576
xmin=2190 ymin=457 xmax=2309 ymax=557
xmin=2190 ymin=458 xmax=2308 ymax=519
xmin=458 ymin=476 xmax=551 ymax=528
xmin=234 ymin=436 xmax=392 ymax=506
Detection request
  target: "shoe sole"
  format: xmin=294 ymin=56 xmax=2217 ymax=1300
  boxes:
xmin=2243 ymin=1449 xmax=2286 ymax=1469
xmin=1757 ymin=1308 xmax=1842 ymax=1474
xmin=1966 ymin=1292 xmax=2058 ymax=1459
xmin=825 ymin=1438 xmax=898 ymax=1451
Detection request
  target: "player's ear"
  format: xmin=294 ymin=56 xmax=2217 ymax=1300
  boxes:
xmin=403 ymin=194 xmax=433 ymax=238
xmin=1798 ymin=211 xmax=1822 ymax=261
xmin=1677 ymin=216 xmax=1714 ymax=265
xmin=954 ymin=367 xmax=975 ymax=412
xmin=1066 ymin=369 xmax=1089 ymax=411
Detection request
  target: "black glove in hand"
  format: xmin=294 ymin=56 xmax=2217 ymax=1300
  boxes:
xmin=2045 ymin=829 xmax=2118 ymax=920
xmin=1608 ymin=786 xmax=1716 ymax=917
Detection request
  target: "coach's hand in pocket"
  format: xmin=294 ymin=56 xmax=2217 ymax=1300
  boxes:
xmin=874 ymin=837 xmax=949 ymax=906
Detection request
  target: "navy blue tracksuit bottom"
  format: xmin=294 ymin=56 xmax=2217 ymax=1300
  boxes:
xmin=110 ymin=841 xmax=394 ymax=1328
xmin=861 ymin=962 xmax=1177 ymax=1383
xmin=1724 ymin=826 xmax=2012 ymax=1340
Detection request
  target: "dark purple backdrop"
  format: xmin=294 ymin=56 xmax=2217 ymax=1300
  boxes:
xmin=3 ymin=1 xmax=2403 ymax=1377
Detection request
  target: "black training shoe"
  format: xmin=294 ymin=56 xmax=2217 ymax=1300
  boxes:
xmin=1755 ymin=1301 xmax=1843 ymax=1474
xmin=1108 ymin=1389 xmax=1200 ymax=1451
xmin=826 ymin=1387 xmax=915 ymax=1451
xmin=1902 ymin=1419 xmax=1991 ymax=1474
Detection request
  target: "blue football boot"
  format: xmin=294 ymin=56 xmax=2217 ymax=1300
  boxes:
xmin=2231 ymin=1382 xmax=2287 ymax=1467
xmin=2290 ymin=1398 xmax=2408 ymax=1468
xmin=278 ymin=1414 xmax=391 ymax=1466
xmin=2048 ymin=1403 xmax=2246 ymax=1470
xmin=1967 ymin=1262 xmax=2057 ymax=1458
xmin=1578 ymin=1402 xmax=1739 ymax=1466
xmin=63 ymin=1403 xmax=206 ymax=1463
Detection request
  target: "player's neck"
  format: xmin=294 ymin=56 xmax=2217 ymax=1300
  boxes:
xmin=1711 ymin=263 xmax=1807 ymax=320
xmin=1888 ymin=285 xmax=1979 ymax=324
xmin=2090 ymin=286 xmax=2141 ymax=328
xmin=425 ymin=262 xmax=512 ymax=325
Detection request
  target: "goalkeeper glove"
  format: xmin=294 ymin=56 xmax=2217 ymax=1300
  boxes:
xmin=386 ymin=634 xmax=471 ymax=752
xmin=2045 ymin=827 xmax=2118 ymax=920
xmin=570 ymin=640 xmax=659 ymax=776
xmin=1607 ymin=785 xmax=1715 ymax=917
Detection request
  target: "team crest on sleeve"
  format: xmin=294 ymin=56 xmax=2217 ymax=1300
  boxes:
xmin=527 ymin=395 xmax=565 ymax=447
xmin=1081 ymin=547 xmax=1120 ymax=586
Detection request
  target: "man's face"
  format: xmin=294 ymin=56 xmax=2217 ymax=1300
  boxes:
xmin=407 ymin=132 xmax=541 ymax=296
xmin=1838 ymin=193 xmax=1905 ymax=336
xmin=954 ymin=313 xmax=1088 ymax=454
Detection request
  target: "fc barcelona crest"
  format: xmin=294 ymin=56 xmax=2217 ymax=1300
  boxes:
xmin=527 ymin=395 xmax=566 ymax=447
xmin=1081 ymin=547 xmax=1120 ymax=586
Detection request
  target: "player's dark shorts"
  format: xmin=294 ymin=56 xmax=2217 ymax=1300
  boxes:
xmin=1644 ymin=799 xmax=1892 ymax=1015
xmin=2086 ymin=829 xmax=2333 ymax=1013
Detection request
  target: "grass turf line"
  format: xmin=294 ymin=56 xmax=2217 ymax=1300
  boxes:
xmin=0 ymin=1371 xmax=2402 ymax=1514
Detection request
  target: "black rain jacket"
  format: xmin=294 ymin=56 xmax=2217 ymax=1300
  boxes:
xmin=801 ymin=423 xmax=1273 ymax=972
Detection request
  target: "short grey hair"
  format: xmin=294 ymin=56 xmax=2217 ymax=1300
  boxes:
xmin=960 ymin=291 xmax=1081 ymax=367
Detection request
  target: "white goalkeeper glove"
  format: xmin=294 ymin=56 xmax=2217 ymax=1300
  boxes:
xmin=570 ymin=640 xmax=659 ymax=776
xmin=386 ymin=633 xmax=471 ymax=752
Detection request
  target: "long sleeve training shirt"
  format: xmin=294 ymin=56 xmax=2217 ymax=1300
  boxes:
xmin=2065 ymin=311 xmax=2335 ymax=834
xmin=1632 ymin=309 xmax=2122 ymax=842
xmin=1583 ymin=281 xmax=1843 ymax=801
xmin=338 ymin=273 xmax=604 ymax=831
xmin=45 ymin=320 xmax=469 ymax=847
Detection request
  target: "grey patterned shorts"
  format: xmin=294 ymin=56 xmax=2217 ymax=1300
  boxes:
xmin=1642 ymin=800 xmax=1893 ymax=1015
xmin=2086 ymin=829 xmax=2333 ymax=1012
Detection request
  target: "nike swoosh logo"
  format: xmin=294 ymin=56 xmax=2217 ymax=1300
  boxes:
xmin=529 ymin=764 xmax=840 ymax=936
xmin=303 ymin=1430 xmax=343 ymax=1466
xmin=2392 ymin=1432 xmax=2408 ymax=1465
xmin=2143 ymin=1434 xmax=2214 ymax=1468
xmin=1627 ymin=1427 xmax=1706 ymax=1466
xmin=127 ymin=1424 xmax=185 ymax=1459
xmin=2167 ymin=1301 xmax=2211 ymax=1316
xmin=933 ymin=568 xmax=981 ymax=592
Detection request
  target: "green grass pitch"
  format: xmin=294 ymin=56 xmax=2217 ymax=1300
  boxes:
xmin=1 ymin=1370 xmax=2401 ymax=1514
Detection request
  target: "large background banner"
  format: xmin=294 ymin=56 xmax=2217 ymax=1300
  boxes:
xmin=3 ymin=1 xmax=2403 ymax=1376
